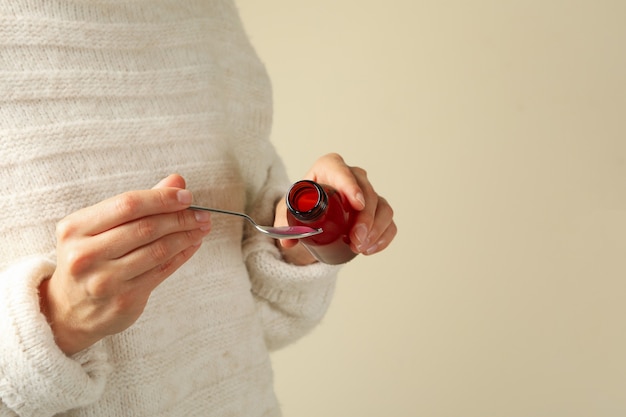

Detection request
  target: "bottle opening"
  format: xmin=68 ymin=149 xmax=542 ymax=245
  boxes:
xmin=293 ymin=187 xmax=319 ymax=212
xmin=286 ymin=180 xmax=327 ymax=219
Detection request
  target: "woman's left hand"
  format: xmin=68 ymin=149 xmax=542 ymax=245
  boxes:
xmin=275 ymin=153 xmax=397 ymax=265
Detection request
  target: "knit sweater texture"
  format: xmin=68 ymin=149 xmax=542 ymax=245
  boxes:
xmin=0 ymin=1 xmax=339 ymax=416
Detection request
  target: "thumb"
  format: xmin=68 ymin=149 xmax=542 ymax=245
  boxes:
xmin=153 ymin=173 xmax=186 ymax=189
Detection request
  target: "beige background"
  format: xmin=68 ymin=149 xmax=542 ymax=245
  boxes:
xmin=237 ymin=1 xmax=626 ymax=416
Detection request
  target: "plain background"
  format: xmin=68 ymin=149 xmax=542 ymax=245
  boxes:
xmin=237 ymin=1 xmax=626 ymax=416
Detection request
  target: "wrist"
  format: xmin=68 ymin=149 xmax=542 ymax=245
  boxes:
xmin=38 ymin=277 xmax=95 ymax=356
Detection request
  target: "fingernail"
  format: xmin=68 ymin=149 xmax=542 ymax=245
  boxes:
xmin=355 ymin=192 xmax=366 ymax=208
xmin=353 ymin=223 xmax=369 ymax=250
xmin=365 ymin=241 xmax=381 ymax=255
xmin=177 ymin=189 xmax=192 ymax=204
xmin=194 ymin=210 xmax=210 ymax=223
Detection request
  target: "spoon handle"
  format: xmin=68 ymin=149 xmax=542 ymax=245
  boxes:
xmin=188 ymin=204 xmax=322 ymax=239
xmin=188 ymin=205 xmax=252 ymax=222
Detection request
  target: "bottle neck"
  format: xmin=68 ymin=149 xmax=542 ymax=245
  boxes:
xmin=286 ymin=180 xmax=328 ymax=221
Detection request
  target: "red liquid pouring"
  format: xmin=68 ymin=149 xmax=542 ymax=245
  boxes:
xmin=286 ymin=180 xmax=357 ymax=264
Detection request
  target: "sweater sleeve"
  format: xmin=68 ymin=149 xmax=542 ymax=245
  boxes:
xmin=0 ymin=257 xmax=111 ymax=417
xmin=244 ymin=241 xmax=340 ymax=351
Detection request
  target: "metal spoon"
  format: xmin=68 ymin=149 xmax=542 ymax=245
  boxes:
xmin=188 ymin=205 xmax=322 ymax=239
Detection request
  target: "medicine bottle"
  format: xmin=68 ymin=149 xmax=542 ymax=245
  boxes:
xmin=286 ymin=180 xmax=357 ymax=264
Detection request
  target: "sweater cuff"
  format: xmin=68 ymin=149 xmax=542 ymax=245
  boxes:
xmin=243 ymin=237 xmax=340 ymax=313
xmin=0 ymin=257 xmax=110 ymax=417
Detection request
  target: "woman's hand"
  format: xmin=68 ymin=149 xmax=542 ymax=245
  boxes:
xmin=39 ymin=174 xmax=211 ymax=355
xmin=275 ymin=153 xmax=396 ymax=264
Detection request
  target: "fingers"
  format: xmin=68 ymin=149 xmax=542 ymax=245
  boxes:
xmin=98 ymin=209 xmax=211 ymax=259
xmin=307 ymin=153 xmax=366 ymax=211
xmin=303 ymin=153 xmax=397 ymax=257
xmin=117 ymin=225 xmax=209 ymax=283
xmin=349 ymin=167 xmax=388 ymax=254
xmin=71 ymin=186 xmax=212 ymax=283
xmin=351 ymin=196 xmax=397 ymax=256
xmin=131 ymin=237 xmax=203 ymax=292
xmin=109 ymin=241 xmax=203 ymax=318
xmin=62 ymin=187 xmax=194 ymax=236
xmin=55 ymin=174 xmax=212 ymax=284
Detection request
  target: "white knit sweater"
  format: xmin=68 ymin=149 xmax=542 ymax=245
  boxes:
xmin=0 ymin=1 xmax=339 ymax=416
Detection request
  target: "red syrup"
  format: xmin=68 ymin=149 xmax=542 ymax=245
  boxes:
xmin=286 ymin=180 xmax=358 ymax=264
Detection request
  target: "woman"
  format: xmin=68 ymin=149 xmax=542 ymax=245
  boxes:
xmin=0 ymin=1 xmax=396 ymax=415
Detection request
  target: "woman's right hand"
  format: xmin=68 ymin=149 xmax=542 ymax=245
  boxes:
xmin=39 ymin=174 xmax=211 ymax=355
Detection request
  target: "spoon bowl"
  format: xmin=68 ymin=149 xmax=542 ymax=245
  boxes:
xmin=188 ymin=205 xmax=322 ymax=239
